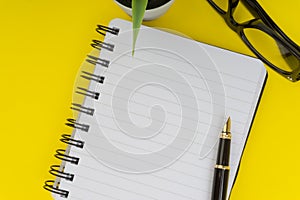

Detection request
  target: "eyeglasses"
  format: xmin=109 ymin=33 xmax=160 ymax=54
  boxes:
xmin=207 ymin=0 xmax=300 ymax=82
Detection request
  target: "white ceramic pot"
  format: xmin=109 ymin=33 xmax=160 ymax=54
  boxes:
xmin=114 ymin=0 xmax=175 ymax=21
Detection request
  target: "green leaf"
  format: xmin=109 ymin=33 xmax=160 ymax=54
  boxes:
xmin=132 ymin=0 xmax=148 ymax=56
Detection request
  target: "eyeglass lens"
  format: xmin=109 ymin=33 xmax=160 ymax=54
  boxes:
xmin=211 ymin=0 xmax=228 ymax=12
xmin=210 ymin=0 xmax=299 ymax=74
xmin=243 ymin=28 xmax=299 ymax=73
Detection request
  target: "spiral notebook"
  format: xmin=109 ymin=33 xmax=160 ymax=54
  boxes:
xmin=44 ymin=18 xmax=267 ymax=200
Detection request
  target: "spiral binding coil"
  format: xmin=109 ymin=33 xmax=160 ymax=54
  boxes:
xmin=49 ymin=165 xmax=75 ymax=181
xmin=60 ymin=133 xmax=85 ymax=148
xmin=43 ymin=24 xmax=119 ymax=198
xmin=86 ymin=55 xmax=110 ymax=67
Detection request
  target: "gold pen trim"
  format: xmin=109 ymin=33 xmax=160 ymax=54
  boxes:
xmin=215 ymin=164 xmax=230 ymax=170
xmin=220 ymin=132 xmax=232 ymax=139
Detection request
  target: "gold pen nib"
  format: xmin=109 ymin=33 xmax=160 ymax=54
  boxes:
xmin=222 ymin=117 xmax=231 ymax=134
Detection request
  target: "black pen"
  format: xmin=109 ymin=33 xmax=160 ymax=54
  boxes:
xmin=211 ymin=117 xmax=231 ymax=200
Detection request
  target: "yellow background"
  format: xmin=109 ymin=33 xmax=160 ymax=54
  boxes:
xmin=0 ymin=0 xmax=299 ymax=199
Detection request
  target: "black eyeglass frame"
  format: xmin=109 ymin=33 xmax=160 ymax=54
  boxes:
xmin=207 ymin=0 xmax=300 ymax=82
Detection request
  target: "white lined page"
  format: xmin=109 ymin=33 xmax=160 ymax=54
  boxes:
xmin=57 ymin=19 xmax=266 ymax=200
